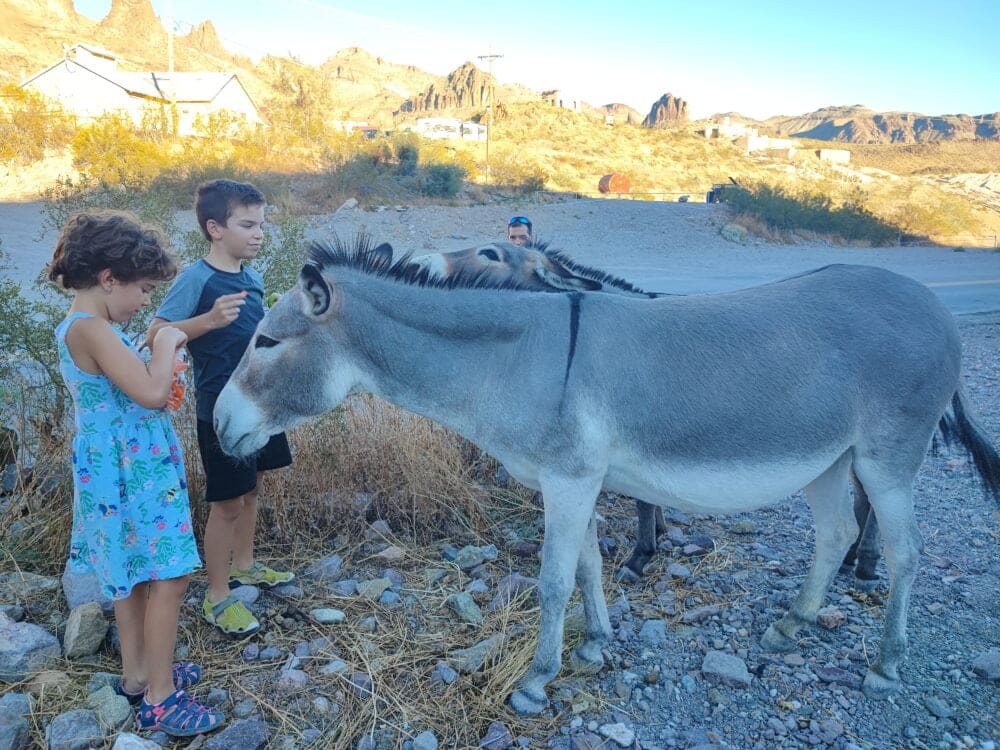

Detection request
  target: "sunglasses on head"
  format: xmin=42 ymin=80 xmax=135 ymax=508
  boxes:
xmin=508 ymin=216 xmax=531 ymax=227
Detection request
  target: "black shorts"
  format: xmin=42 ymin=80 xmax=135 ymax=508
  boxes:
xmin=196 ymin=419 xmax=292 ymax=502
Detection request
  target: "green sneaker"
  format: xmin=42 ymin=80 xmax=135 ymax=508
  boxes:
xmin=202 ymin=593 xmax=259 ymax=637
xmin=229 ymin=561 xmax=296 ymax=590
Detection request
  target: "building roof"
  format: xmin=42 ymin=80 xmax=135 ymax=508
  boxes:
xmin=22 ymin=44 xmax=254 ymax=108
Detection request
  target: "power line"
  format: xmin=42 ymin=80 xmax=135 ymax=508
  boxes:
xmin=477 ymin=51 xmax=502 ymax=184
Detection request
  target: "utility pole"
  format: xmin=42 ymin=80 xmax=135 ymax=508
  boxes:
xmin=477 ymin=50 xmax=502 ymax=184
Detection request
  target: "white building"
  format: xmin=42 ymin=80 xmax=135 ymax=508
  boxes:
xmin=21 ymin=44 xmax=263 ymax=136
xmin=408 ymin=117 xmax=487 ymax=142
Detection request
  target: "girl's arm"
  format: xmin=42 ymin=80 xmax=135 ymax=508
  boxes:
xmin=67 ymin=318 xmax=186 ymax=409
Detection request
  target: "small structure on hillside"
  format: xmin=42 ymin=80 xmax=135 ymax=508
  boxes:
xmin=817 ymin=148 xmax=851 ymax=163
xmin=20 ymin=43 xmax=263 ymax=135
xmin=542 ymin=89 xmax=581 ymax=112
xmin=404 ymin=117 xmax=486 ymax=141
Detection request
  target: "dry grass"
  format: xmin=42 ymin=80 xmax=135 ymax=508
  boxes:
xmin=0 ymin=385 xmax=748 ymax=748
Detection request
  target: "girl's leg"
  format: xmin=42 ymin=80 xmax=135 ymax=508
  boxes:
xmin=115 ymin=582 xmax=149 ymax=692
xmin=143 ymin=575 xmax=189 ymax=705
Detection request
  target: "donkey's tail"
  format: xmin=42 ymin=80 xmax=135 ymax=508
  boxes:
xmin=938 ymin=389 xmax=1000 ymax=503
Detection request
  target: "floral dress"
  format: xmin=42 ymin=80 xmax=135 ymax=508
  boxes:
xmin=57 ymin=313 xmax=200 ymax=600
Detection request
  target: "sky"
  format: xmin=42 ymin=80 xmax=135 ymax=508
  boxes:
xmin=72 ymin=0 xmax=999 ymax=121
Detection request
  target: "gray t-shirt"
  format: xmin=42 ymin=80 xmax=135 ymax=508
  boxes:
xmin=156 ymin=260 xmax=265 ymax=422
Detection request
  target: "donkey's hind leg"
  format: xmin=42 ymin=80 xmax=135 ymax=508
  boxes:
xmin=618 ymin=500 xmax=658 ymax=581
xmin=851 ymin=463 xmax=923 ymax=698
xmin=569 ymin=513 xmax=613 ymax=672
xmin=509 ymin=475 xmax=603 ymax=717
xmin=762 ymin=452 xmax=858 ymax=653
xmin=841 ymin=474 xmax=882 ymax=583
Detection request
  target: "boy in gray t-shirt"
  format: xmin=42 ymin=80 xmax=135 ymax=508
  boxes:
xmin=148 ymin=179 xmax=294 ymax=637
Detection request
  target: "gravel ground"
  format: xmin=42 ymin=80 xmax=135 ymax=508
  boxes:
xmin=2 ymin=197 xmax=997 ymax=749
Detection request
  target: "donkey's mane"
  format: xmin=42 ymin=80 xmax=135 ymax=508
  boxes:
xmin=526 ymin=240 xmax=651 ymax=296
xmin=308 ymin=234 xmax=642 ymax=293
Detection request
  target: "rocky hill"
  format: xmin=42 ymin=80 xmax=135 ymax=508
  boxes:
xmin=643 ymin=92 xmax=689 ymax=128
xmin=765 ymin=105 xmax=999 ymax=143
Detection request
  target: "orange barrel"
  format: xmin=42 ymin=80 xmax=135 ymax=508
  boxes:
xmin=598 ymin=173 xmax=630 ymax=194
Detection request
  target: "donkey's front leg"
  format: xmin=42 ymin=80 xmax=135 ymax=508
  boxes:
xmin=509 ymin=476 xmax=600 ymax=717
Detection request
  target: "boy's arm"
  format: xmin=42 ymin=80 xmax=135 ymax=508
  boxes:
xmin=146 ymin=291 xmax=248 ymax=347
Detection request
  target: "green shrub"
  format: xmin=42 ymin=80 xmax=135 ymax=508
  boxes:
xmin=0 ymin=84 xmax=75 ymax=164
xmin=421 ymin=163 xmax=466 ymax=198
xmin=722 ymin=181 xmax=898 ymax=245
xmin=71 ymin=114 xmax=171 ymax=187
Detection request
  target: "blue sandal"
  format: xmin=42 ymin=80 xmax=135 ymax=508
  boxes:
xmin=137 ymin=689 xmax=224 ymax=737
xmin=116 ymin=662 xmax=203 ymax=705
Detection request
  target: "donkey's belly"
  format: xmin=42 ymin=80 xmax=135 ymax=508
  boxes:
xmin=604 ymin=447 xmax=847 ymax=514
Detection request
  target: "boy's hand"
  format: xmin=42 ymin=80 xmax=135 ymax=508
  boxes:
xmin=209 ymin=291 xmax=248 ymax=328
xmin=153 ymin=325 xmax=188 ymax=351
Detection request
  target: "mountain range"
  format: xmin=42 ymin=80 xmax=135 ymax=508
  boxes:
xmin=1 ymin=0 xmax=996 ymax=143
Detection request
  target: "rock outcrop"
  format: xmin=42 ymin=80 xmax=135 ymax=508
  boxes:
xmin=643 ymin=92 xmax=688 ymax=128
xmin=403 ymin=62 xmax=493 ymax=112
xmin=767 ymin=105 xmax=999 ymax=143
xmin=601 ymin=103 xmax=643 ymax=125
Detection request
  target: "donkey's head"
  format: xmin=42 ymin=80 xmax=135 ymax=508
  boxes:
xmin=408 ymin=241 xmax=654 ymax=296
xmin=214 ymin=240 xmax=394 ymax=458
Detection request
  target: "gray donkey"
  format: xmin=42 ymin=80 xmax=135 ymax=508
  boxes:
xmin=406 ymin=240 xmax=885 ymax=582
xmin=214 ymin=236 xmax=1000 ymax=716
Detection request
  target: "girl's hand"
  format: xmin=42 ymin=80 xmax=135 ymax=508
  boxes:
xmin=153 ymin=325 xmax=188 ymax=351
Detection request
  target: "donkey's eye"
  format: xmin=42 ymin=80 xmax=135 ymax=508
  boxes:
xmin=255 ymin=335 xmax=279 ymax=349
xmin=478 ymin=247 xmax=501 ymax=262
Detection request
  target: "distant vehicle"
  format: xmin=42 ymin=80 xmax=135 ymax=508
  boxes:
xmin=677 ymin=195 xmax=690 ymax=203
xmin=706 ymin=177 xmax=742 ymax=204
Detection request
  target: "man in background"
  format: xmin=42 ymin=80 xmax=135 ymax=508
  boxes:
xmin=507 ymin=215 xmax=532 ymax=246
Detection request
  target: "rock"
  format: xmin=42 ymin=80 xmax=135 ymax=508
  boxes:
xmin=701 ymin=650 xmax=752 ymax=688
xmin=598 ymin=722 xmax=636 ymax=747
xmin=203 ymin=717 xmax=271 ymax=749
xmin=375 ymin=545 xmax=405 ymax=561
xmin=277 ymin=669 xmax=309 ymax=691
xmin=923 ymin=695 xmax=954 ymax=718
xmin=45 ymin=708 xmax=101 ymax=750
xmin=446 ymin=592 xmax=484 ymax=625
xmin=0 ymin=705 xmax=29 ymax=750
xmin=666 ymin=562 xmax=691 ymax=579
xmin=815 ymin=665 xmax=862 ymax=689
xmin=816 ymin=606 xmax=847 ymax=629
xmin=479 ymin=721 xmax=513 ymax=750
xmin=63 ymin=602 xmax=108 ymax=658
xmin=61 ymin=564 xmax=112 ymax=614
xmin=431 ymin=661 xmax=458 ymax=685
xmin=230 ymin=585 xmax=260 ymax=606
xmin=413 ymin=730 xmax=438 ymax=750
xmin=638 ymin=619 xmax=667 ymax=645
xmin=28 ymin=670 xmax=71 ymax=694
xmin=681 ymin=604 xmax=722 ymax=624
xmin=0 ymin=612 xmax=61 ymax=682
xmin=971 ymin=650 xmax=1000 ymax=681
xmin=350 ymin=672 xmax=374 ymax=698
xmin=454 ymin=544 xmax=498 ymax=570
xmin=357 ymin=578 xmax=392 ymax=600
xmin=450 ymin=635 xmax=503 ymax=673
xmin=319 ymin=659 xmax=349 ymax=676
xmin=305 ymin=554 xmax=343 ymax=582
xmin=112 ymin=733 xmax=162 ymax=749
xmin=0 ymin=571 xmax=59 ymax=600
xmin=337 ymin=197 xmax=358 ymax=212
xmin=310 ymin=608 xmax=346 ymax=624
xmin=486 ymin=573 xmax=536 ymax=611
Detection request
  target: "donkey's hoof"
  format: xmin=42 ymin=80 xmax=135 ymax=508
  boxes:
xmin=508 ymin=688 xmax=548 ymax=716
xmin=760 ymin=624 xmax=797 ymax=653
xmin=862 ymin=669 xmax=900 ymax=699
xmin=614 ymin=564 xmax=642 ymax=583
xmin=569 ymin=645 xmax=604 ymax=674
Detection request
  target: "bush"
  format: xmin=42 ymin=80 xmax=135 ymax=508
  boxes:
xmin=421 ymin=163 xmax=466 ymax=198
xmin=0 ymin=84 xmax=75 ymax=164
xmin=722 ymin=181 xmax=898 ymax=245
xmin=71 ymin=114 xmax=171 ymax=187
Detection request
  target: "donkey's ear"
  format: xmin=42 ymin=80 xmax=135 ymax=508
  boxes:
xmin=299 ymin=263 xmax=333 ymax=317
xmin=534 ymin=264 xmax=603 ymax=292
xmin=371 ymin=242 xmax=394 ymax=265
